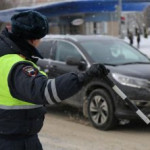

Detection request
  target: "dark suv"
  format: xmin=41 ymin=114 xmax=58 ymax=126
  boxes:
xmin=37 ymin=35 xmax=150 ymax=130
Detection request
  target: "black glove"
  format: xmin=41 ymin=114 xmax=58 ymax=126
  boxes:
xmin=86 ymin=63 xmax=109 ymax=78
xmin=78 ymin=64 xmax=109 ymax=84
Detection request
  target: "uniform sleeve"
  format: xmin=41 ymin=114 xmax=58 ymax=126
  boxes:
xmin=8 ymin=62 xmax=83 ymax=105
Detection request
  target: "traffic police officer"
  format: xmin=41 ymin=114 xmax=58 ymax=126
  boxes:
xmin=0 ymin=10 xmax=109 ymax=150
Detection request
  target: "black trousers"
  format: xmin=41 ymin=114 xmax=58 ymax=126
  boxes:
xmin=0 ymin=134 xmax=43 ymax=150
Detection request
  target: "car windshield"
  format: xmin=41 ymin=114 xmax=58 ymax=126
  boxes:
xmin=79 ymin=39 xmax=150 ymax=65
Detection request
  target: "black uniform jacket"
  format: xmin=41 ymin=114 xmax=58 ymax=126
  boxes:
xmin=0 ymin=28 xmax=83 ymax=136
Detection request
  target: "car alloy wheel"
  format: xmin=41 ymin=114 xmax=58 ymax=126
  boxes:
xmin=87 ymin=89 xmax=117 ymax=130
xmin=89 ymin=95 xmax=108 ymax=125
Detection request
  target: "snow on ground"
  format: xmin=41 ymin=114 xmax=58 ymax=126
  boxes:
xmin=124 ymin=35 xmax=150 ymax=58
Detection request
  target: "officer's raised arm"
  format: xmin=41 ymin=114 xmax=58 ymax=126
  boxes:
xmin=8 ymin=62 xmax=109 ymax=105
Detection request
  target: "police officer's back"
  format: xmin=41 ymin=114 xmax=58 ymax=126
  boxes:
xmin=0 ymin=11 xmax=109 ymax=150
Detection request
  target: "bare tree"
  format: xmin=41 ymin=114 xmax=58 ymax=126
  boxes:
xmin=144 ymin=6 xmax=150 ymax=28
xmin=125 ymin=12 xmax=144 ymax=35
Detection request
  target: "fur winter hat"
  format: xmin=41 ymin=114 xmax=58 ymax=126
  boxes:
xmin=11 ymin=10 xmax=49 ymax=39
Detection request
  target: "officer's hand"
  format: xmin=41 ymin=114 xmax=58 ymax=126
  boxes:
xmin=85 ymin=63 xmax=109 ymax=78
xmin=78 ymin=64 xmax=109 ymax=85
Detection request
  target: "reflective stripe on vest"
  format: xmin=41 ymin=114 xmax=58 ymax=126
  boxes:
xmin=0 ymin=54 xmax=45 ymax=110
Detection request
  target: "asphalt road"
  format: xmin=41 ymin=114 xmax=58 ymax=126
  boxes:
xmin=39 ymin=105 xmax=150 ymax=150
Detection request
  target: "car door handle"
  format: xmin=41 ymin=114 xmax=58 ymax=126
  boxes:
xmin=50 ymin=64 xmax=56 ymax=69
xmin=48 ymin=64 xmax=57 ymax=72
xmin=44 ymin=69 xmax=49 ymax=73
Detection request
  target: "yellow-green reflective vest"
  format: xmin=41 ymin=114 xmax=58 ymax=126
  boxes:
xmin=0 ymin=54 xmax=45 ymax=110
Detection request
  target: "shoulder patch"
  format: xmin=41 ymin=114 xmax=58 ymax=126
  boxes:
xmin=23 ymin=66 xmax=38 ymax=77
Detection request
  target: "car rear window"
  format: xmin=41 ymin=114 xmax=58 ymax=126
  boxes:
xmin=38 ymin=41 xmax=53 ymax=59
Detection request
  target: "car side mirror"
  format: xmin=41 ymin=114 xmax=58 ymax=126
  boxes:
xmin=66 ymin=57 xmax=87 ymax=71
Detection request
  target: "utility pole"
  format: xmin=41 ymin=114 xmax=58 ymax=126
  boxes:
xmin=118 ymin=0 xmax=122 ymax=38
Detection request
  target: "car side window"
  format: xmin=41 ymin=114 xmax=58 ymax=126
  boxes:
xmin=55 ymin=41 xmax=83 ymax=62
xmin=37 ymin=41 xmax=54 ymax=59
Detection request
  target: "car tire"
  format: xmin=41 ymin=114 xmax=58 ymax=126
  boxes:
xmin=87 ymin=89 xmax=117 ymax=130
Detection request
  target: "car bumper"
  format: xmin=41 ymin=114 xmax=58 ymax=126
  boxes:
xmin=115 ymin=99 xmax=150 ymax=120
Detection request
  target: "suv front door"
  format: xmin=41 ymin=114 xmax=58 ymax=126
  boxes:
xmin=50 ymin=40 xmax=86 ymax=77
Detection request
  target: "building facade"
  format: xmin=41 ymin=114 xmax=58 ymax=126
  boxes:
xmin=5 ymin=0 xmax=119 ymax=36
xmin=3 ymin=0 xmax=148 ymax=37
